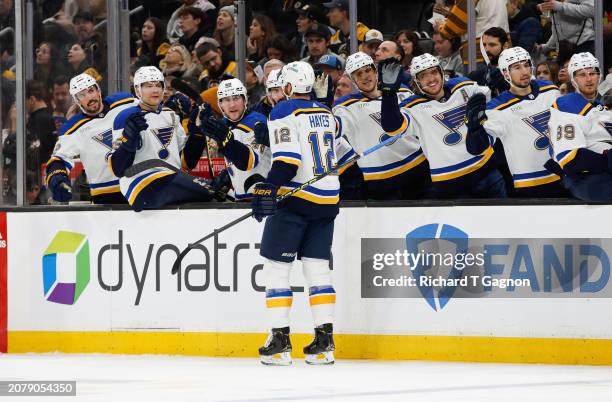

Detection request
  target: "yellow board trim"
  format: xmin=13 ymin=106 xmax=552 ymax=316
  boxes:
xmin=7 ymin=331 xmax=612 ymax=365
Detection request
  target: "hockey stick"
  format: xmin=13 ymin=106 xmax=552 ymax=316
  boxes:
xmin=171 ymin=78 xmax=216 ymax=179
xmin=170 ymin=133 xmax=401 ymax=274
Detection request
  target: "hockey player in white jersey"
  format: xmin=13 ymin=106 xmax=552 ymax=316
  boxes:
xmin=108 ymin=66 xmax=215 ymax=211
xmin=548 ymin=52 xmax=612 ymax=202
xmin=464 ymin=47 xmax=566 ymax=197
xmin=250 ymin=61 xmax=338 ymax=366
xmin=198 ymin=78 xmax=271 ymax=200
xmin=45 ymin=73 xmax=137 ymax=204
xmin=332 ymin=52 xmax=430 ymax=199
xmin=379 ymin=53 xmax=507 ymax=198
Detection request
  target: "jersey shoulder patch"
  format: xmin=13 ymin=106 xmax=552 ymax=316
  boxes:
xmin=59 ymin=112 xmax=90 ymax=136
xmin=553 ymin=93 xmax=592 ymax=116
xmin=333 ymin=93 xmax=364 ymax=108
xmin=105 ymin=92 xmax=136 ymax=109
xmin=113 ymin=105 xmax=143 ymax=131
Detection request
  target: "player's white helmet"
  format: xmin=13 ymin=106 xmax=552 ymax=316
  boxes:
xmin=280 ymin=61 xmax=315 ymax=97
xmin=498 ymin=47 xmax=532 ymax=84
xmin=69 ymin=73 xmax=101 ymax=114
xmin=568 ymin=52 xmax=601 ymax=90
xmin=217 ymin=78 xmax=248 ymax=122
xmin=410 ymin=53 xmax=444 ymax=94
xmin=265 ymin=69 xmax=283 ymax=91
xmin=133 ymin=66 xmax=165 ymax=101
xmin=345 ymin=51 xmax=375 ymax=76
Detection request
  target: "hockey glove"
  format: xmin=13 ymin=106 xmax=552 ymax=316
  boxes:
xmin=201 ymin=116 xmax=235 ymax=149
xmin=187 ymin=104 xmax=212 ymax=137
xmin=47 ymin=171 xmax=72 ymax=202
xmin=312 ymin=71 xmax=330 ymax=100
xmin=210 ymin=168 xmax=232 ymax=201
xmin=378 ymin=58 xmax=404 ymax=96
xmin=164 ymin=92 xmax=192 ymax=119
xmin=122 ymin=112 xmax=148 ymax=152
xmin=486 ymin=67 xmax=509 ymax=94
xmin=251 ymin=182 xmax=278 ymax=222
xmin=464 ymin=93 xmax=488 ymax=132
xmin=253 ymin=120 xmax=270 ymax=147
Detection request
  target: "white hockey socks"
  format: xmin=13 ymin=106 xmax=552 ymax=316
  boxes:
xmin=302 ymin=257 xmax=335 ymax=327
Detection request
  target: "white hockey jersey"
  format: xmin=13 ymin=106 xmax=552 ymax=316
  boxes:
xmin=47 ymin=93 xmax=137 ymax=200
xmin=484 ymin=80 xmax=561 ymax=189
xmin=111 ymin=105 xmax=186 ymax=206
xmin=224 ymin=112 xmax=271 ymax=200
xmin=397 ymin=77 xmax=492 ymax=187
xmin=549 ymin=92 xmax=612 ymax=169
xmin=267 ymin=99 xmax=340 ymax=216
xmin=333 ymin=92 xmax=426 ymax=185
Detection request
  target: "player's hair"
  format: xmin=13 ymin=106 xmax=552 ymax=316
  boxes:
xmin=482 ymin=27 xmax=509 ymax=47
xmin=177 ymin=7 xmax=206 ymax=29
xmin=26 ymin=80 xmax=47 ymax=101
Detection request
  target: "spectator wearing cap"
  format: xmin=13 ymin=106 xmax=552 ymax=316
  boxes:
xmin=167 ymin=0 xmax=217 ymax=44
xmin=301 ymin=23 xmax=341 ymax=67
xmin=362 ymin=29 xmax=383 ymax=59
xmin=324 ymin=0 xmax=369 ymax=58
xmin=393 ymin=30 xmax=423 ymax=72
xmin=73 ymin=11 xmax=106 ymax=75
xmin=293 ymin=3 xmax=333 ymax=59
xmin=213 ymin=5 xmax=236 ymax=59
xmin=314 ymin=53 xmax=344 ymax=86
xmin=247 ymin=14 xmax=277 ymax=63
xmin=178 ymin=7 xmax=209 ymax=52
xmin=196 ymin=41 xmax=237 ymax=90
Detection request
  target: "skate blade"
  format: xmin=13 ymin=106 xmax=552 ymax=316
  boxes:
xmin=305 ymin=351 xmax=335 ymax=365
xmin=260 ymin=352 xmax=292 ymax=366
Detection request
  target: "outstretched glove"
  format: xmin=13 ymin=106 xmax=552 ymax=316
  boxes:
xmin=464 ymin=93 xmax=487 ymax=132
xmin=165 ymin=92 xmax=193 ymax=119
xmin=187 ymin=103 xmax=213 ymax=136
xmin=122 ymin=111 xmax=148 ymax=152
xmin=210 ymin=168 xmax=232 ymax=201
xmin=47 ymin=171 xmax=72 ymax=202
xmin=378 ymin=58 xmax=404 ymax=96
xmin=251 ymin=182 xmax=278 ymax=222
xmin=201 ymin=116 xmax=235 ymax=149
xmin=312 ymin=71 xmax=330 ymax=99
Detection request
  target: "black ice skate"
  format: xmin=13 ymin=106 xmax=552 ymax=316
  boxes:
xmin=303 ymin=323 xmax=335 ymax=365
xmin=259 ymin=327 xmax=292 ymax=366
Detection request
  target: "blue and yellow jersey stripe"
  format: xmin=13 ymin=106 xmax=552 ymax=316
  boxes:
xmin=335 ymin=97 xmax=368 ymax=108
xmin=89 ymin=179 xmax=121 ymax=196
xmin=450 ymin=80 xmax=475 ymax=94
xmin=265 ymin=288 xmax=293 ymax=308
xmin=278 ymin=181 xmax=339 ymax=205
xmin=292 ymin=107 xmax=333 ymax=117
xmin=246 ymin=146 xmax=259 ymax=170
xmin=512 ymin=170 xmax=560 ymax=188
xmin=361 ymin=149 xmax=426 ymax=181
xmin=556 ymin=149 xmax=578 ymax=168
xmin=386 ymin=114 xmax=409 ymax=136
xmin=539 ymin=84 xmax=558 ymax=93
xmin=430 ymin=146 xmax=494 ymax=182
xmin=272 ymin=151 xmax=301 ymax=166
xmin=494 ymin=97 xmax=521 ymax=111
xmin=64 ymin=117 xmax=93 ymax=135
xmin=109 ymin=97 xmax=135 ymax=109
xmin=402 ymin=97 xmax=429 ymax=109
xmin=125 ymin=170 xmax=175 ymax=205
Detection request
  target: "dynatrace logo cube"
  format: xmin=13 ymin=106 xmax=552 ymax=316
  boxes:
xmin=42 ymin=231 xmax=90 ymax=305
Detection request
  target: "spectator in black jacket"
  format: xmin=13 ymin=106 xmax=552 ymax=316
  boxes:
xmin=507 ymin=0 xmax=542 ymax=53
xmin=25 ymin=81 xmax=56 ymax=170
xmin=178 ymin=7 xmax=208 ymax=52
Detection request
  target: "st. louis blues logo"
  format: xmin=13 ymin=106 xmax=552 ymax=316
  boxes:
xmin=522 ymin=110 xmax=551 ymax=150
xmin=433 ymin=104 xmax=467 ymax=146
xmin=371 ymin=111 xmax=400 ymax=146
xmin=92 ymin=129 xmax=113 ymax=160
xmin=153 ymin=126 xmax=174 ymax=159
xmin=406 ymin=223 xmax=468 ymax=311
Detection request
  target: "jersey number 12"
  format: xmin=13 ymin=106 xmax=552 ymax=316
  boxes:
xmin=308 ymin=131 xmax=335 ymax=175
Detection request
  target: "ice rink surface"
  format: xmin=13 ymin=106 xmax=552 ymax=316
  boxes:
xmin=1 ymin=353 xmax=612 ymax=401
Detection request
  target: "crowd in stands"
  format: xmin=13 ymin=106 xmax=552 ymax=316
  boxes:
xmin=0 ymin=0 xmax=610 ymax=205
